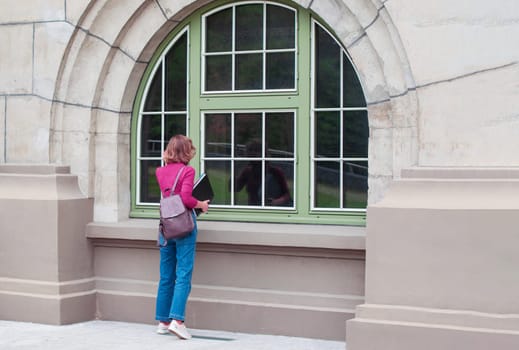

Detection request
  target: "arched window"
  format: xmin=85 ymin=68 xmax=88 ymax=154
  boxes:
xmin=132 ymin=1 xmax=368 ymax=225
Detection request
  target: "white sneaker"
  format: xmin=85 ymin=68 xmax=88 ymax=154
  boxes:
xmin=156 ymin=322 xmax=170 ymax=335
xmin=168 ymin=321 xmax=192 ymax=340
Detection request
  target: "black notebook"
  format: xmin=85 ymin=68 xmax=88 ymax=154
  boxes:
xmin=192 ymin=173 xmax=214 ymax=216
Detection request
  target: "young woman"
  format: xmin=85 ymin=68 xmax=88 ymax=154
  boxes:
xmin=155 ymin=135 xmax=209 ymax=340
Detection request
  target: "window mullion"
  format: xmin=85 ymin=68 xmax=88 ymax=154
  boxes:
xmin=261 ymin=111 xmax=266 ymax=207
xmin=339 ymin=49 xmax=344 ymax=209
xmin=231 ymin=112 xmax=236 ymax=206
xmin=231 ymin=5 xmax=236 ymax=92
xmin=161 ymin=57 xmax=166 ymax=167
xmin=262 ymin=2 xmax=267 ymax=90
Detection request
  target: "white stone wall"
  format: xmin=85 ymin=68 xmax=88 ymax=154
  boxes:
xmin=385 ymin=0 xmax=519 ymax=165
xmin=1 ymin=0 xmax=517 ymax=220
xmin=0 ymin=0 xmax=73 ymax=164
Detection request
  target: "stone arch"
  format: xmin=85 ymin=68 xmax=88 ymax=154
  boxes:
xmin=50 ymin=0 xmax=418 ymax=221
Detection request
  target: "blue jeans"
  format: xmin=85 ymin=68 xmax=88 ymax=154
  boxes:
xmin=155 ymin=213 xmax=197 ymax=322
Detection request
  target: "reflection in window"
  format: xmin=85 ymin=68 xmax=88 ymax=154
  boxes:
xmin=313 ymin=22 xmax=368 ymax=210
xmin=137 ymin=29 xmax=188 ymax=204
xmin=202 ymin=2 xmax=296 ymax=92
xmin=203 ymin=111 xmax=295 ymax=208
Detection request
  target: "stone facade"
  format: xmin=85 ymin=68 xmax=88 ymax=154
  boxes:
xmin=0 ymin=0 xmax=518 ymax=347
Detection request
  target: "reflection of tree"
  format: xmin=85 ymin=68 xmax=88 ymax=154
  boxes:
xmin=165 ymin=34 xmax=187 ymax=111
xmin=266 ymin=113 xmax=293 ymax=156
xmin=235 ymin=114 xmax=261 ymax=155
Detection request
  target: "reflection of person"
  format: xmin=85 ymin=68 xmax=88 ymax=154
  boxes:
xmin=234 ymin=140 xmax=292 ymax=206
xmin=154 ymin=135 xmax=209 ymax=340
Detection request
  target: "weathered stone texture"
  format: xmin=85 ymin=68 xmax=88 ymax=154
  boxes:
xmin=0 ymin=97 xmax=5 ymax=163
xmin=0 ymin=25 xmax=33 ymax=94
xmin=5 ymin=96 xmax=51 ymax=163
xmin=34 ymin=22 xmax=75 ymax=99
xmin=0 ymin=0 xmax=64 ymax=23
xmin=418 ymin=62 xmax=519 ymax=166
xmin=385 ymin=0 xmax=519 ymax=86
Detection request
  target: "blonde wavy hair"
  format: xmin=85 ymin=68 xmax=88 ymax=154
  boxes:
xmin=163 ymin=135 xmax=196 ymax=165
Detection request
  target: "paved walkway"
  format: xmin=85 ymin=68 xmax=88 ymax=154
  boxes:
xmin=0 ymin=320 xmax=346 ymax=350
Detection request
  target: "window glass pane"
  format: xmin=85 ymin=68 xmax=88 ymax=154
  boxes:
xmin=205 ymin=113 xmax=231 ymax=157
xmin=144 ymin=62 xmax=162 ymax=112
xmin=315 ymin=25 xmax=340 ymax=108
xmin=315 ymin=111 xmax=340 ymax=157
xmin=343 ymin=161 xmax=368 ymax=208
xmin=206 ymin=55 xmax=232 ymax=91
xmin=343 ymin=110 xmax=368 ymax=157
xmin=140 ymin=159 xmax=161 ymax=203
xmin=234 ymin=160 xmax=261 ymax=205
xmin=265 ymin=161 xmax=293 ymax=207
xmin=235 ymin=113 xmax=262 ymax=157
xmin=165 ymin=33 xmax=187 ymax=111
xmin=140 ymin=114 xmax=162 ymax=157
xmin=315 ymin=161 xmax=339 ymax=208
xmin=236 ymin=4 xmax=263 ymax=51
xmin=266 ymin=5 xmax=295 ymax=49
xmin=343 ymin=54 xmax=366 ymax=107
xmin=266 ymin=112 xmax=294 ymax=158
xmin=236 ymin=53 xmax=262 ymax=90
xmin=165 ymin=114 xmax=186 ymax=141
xmin=206 ymin=8 xmax=232 ymax=52
xmin=205 ymin=160 xmax=231 ymax=205
xmin=266 ymin=52 xmax=294 ymax=89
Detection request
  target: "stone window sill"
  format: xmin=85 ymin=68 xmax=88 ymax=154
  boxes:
xmin=86 ymin=219 xmax=366 ymax=250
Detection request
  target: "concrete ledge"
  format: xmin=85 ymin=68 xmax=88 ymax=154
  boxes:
xmin=347 ymin=318 xmax=519 ymax=350
xmin=0 ymin=163 xmax=70 ymax=174
xmin=355 ymin=304 xmax=519 ymax=332
xmin=86 ymin=219 xmax=366 ymax=250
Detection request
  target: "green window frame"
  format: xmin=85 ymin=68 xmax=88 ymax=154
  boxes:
xmin=131 ymin=0 xmax=368 ymax=225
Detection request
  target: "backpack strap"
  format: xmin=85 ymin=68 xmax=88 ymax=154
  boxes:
xmin=169 ymin=166 xmax=186 ymax=197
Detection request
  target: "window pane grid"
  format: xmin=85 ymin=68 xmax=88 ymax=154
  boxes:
xmin=202 ymin=2 xmax=297 ymax=93
xmin=202 ymin=110 xmax=295 ymax=209
xmin=137 ymin=29 xmax=189 ymax=205
xmin=133 ymin=4 xmax=368 ymax=222
xmin=311 ymin=21 xmax=367 ymax=211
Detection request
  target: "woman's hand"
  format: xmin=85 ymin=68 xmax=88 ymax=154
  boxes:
xmin=196 ymin=200 xmax=210 ymax=213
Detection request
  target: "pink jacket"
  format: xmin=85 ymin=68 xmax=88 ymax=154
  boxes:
xmin=155 ymin=162 xmax=198 ymax=209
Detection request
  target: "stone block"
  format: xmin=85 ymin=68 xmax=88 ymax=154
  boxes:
xmin=94 ymin=108 xmax=119 ymax=134
xmin=341 ymin=0 xmax=381 ymax=29
xmin=94 ymin=132 xmax=118 ymax=173
xmin=418 ymin=62 xmax=519 ymax=166
xmin=66 ymin=34 xmax=111 ymax=107
xmin=65 ymin=0 xmax=91 ymax=25
xmin=0 ymin=0 xmax=64 ymax=23
xmin=34 ymin=22 xmax=74 ymax=99
xmin=347 ymin=36 xmax=389 ymax=104
xmin=88 ymin=0 xmax=143 ymax=46
xmin=310 ymin=0 xmax=363 ymax=49
xmin=61 ymin=130 xmax=93 ymax=195
xmin=385 ymin=0 xmax=519 ymax=86
xmin=367 ymin=174 xmax=392 ymax=205
xmin=364 ymin=13 xmax=407 ymax=96
xmin=5 ymin=96 xmax=51 ymax=163
xmin=0 ymin=97 xmax=4 ymax=163
xmin=118 ymin=1 xmax=166 ymax=60
xmin=157 ymin=0 xmax=212 ymax=21
xmin=0 ymin=25 xmax=33 ymax=94
xmin=392 ymin=126 xmax=418 ymax=175
xmin=97 ymin=50 xmax=135 ymax=112
xmin=368 ymin=127 xmax=393 ymax=177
